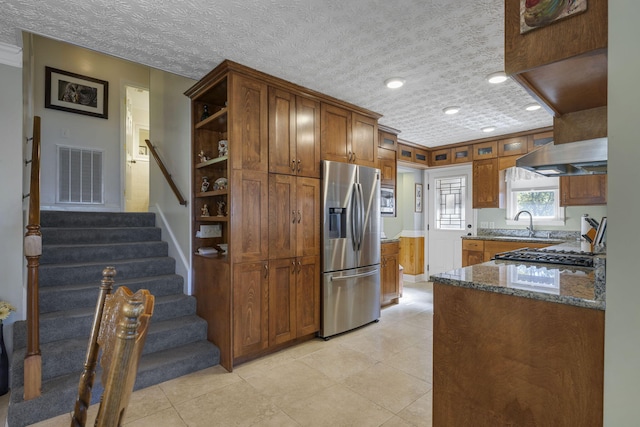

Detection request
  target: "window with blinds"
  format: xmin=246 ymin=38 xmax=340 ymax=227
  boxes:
xmin=58 ymin=146 xmax=103 ymax=204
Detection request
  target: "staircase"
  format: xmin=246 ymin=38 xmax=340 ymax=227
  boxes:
xmin=8 ymin=211 xmax=219 ymax=427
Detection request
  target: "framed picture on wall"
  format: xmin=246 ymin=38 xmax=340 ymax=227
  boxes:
xmin=415 ymin=183 xmax=423 ymax=213
xmin=45 ymin=66 xmax=109 ymax=119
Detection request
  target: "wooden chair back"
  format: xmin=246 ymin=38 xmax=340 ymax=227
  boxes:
xmin=71 ymin=267 xmax=154 ymax=427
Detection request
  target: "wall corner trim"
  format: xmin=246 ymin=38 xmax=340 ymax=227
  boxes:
xmin=0 ymin=41 xmax=22 ymax=67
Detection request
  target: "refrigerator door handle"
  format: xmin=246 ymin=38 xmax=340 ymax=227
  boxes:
xmin=350 ymin=183 xmax=358 ymax=252
xmin=329 ymin=269 xmax=378 ymax=281
xmin=357 ymin=182 xmax=365 ymax=251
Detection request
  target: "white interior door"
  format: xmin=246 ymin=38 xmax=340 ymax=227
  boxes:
xmin=427 ymin=165 xmax=474 ymax=276
xmin=124 ymin=86 xmax=150 ymax=212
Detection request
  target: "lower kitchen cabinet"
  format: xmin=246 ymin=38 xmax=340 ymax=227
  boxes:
xmin=268 ymin=256 xmax=320 ymax=346
xmin=462 ymin=239 xmax=554 ymax=266
xmin=233 ymin=261 xmax=269 ymax=359
xmin=381 ymin=241 xmax=400 ymax=306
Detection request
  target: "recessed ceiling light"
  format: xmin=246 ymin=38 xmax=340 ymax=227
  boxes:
xmin=384 ymin=77 xmax=405 ymax=89
xmin=525 ymin=103 xmax=542 ymax=111
xmin=481 ymin=126 xmax=496 ymax=133
xmin=443 ymin=106 xmax=460 ymax=115
xmin=486 ymin=72 xmax=508 ymax=84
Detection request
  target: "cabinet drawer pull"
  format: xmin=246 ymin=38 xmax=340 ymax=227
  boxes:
xmin=292 ymin=210 xmax=296 ymax=223
xmin=291 ymin=160 xmax=296 ymax=172
xmin=264 ymin=263 xmax=268 ymax=278
xmin=297 ymin=210 xmax=302 ymax=223
xmin=297 ymin=260 xmax=301 ymax=273
xmin=297 ymin=159 xmax=301 ymax=172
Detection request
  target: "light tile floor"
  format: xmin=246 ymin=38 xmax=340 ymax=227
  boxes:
xmin=2 ymin=282 xmax=434 ymax=427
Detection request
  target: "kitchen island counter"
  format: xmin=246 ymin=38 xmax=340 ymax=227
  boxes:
xmin=431 ymin=245 xmax=605 ymax=426
xmin=432 ymin=260 xmax=604 ymax=310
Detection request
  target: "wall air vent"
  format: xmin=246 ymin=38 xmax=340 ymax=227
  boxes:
xmin=58 ymin=145 xmax=104 ymax=204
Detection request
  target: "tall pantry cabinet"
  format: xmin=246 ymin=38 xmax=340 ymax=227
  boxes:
xmin=187 ymin=60 xmax=374 ymax=371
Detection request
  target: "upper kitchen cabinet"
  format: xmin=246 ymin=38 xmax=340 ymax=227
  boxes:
xmin=504 ymin=1 xmax=608 ymax=117
xmin=269 ymin=88 xmax=321 ymax=178
xmin=379 ymin=128 xmax=398 ymax=150
xmin=560 ymin=174 xmax=607 ymax=206
xmin=229 ymin=74 xmax=269 ymax=172
xmin=321 ymin=104 xmax=380 ymax=167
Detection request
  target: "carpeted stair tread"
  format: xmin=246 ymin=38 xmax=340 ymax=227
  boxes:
xmin=11 ymin=315 xmax=209 ymax=385
xmin=39 ymin=257 xmax=177 ymax=286
xmin=40 ymin=241 xmax=169 ymax=264
xmin=14 ymin=294 xmax=198 ymax=348
xmin=41 ymin=211 xmax=156 ymax=228
xmin=39 ymin=274 xmax=184 ymax=313
xmin=8 ymin=341 xmax=218 ymax=427
xmin=42 ymin=226 xmax=162 ymax=245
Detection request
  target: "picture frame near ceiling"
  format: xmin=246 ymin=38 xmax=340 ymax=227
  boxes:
xmin=415 ymin=183 xmax=423 ymax=213
xmin=45 ymin=66 xmax=109 ymax=119
xmin=520 ymin=0 xmax=587 ymax=34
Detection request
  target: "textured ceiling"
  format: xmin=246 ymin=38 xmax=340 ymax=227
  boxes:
xmin=0 ymin=0 xmax=553 ymax=147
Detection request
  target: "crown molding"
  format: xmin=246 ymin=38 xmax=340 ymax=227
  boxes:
xmin=0 ymin=42 xmax=22 ymax=67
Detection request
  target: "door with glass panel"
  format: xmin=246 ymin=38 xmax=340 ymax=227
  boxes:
xmin=427 ymin=165 xmax=474 ymax=276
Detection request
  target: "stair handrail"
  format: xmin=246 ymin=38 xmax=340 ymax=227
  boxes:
xmin=144 ymin=139 xmax=187 ymax=206
xmin=23 ymin=116 xmax=42 ymax=400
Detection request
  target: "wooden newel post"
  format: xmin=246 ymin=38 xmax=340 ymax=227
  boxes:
xmin=24 ymin=116 xmax=42 ymax=401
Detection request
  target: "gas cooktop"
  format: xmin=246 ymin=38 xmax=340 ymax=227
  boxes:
xmin=493 ymin=247 xmax=595 ymax=268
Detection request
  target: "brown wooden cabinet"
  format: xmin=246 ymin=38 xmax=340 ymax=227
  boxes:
xmin=321 ymin=104 xmax=378 ymax=167
xmin=560 ymin=175 xmax=607 ymax=206
xmin=452 ymin=145 xmax=473 ymax=163
xmin=473 ymin=141 xmax=498 ymax=160
xmin=188 ymin=60 xmax=379 ymax=371
xmin=351 ymin=112 xmax=378 ymax=167
xmin=378 ymin=147 xmax=396 ymax=187
xmin=397 ymin=143 xmax=415 ymax=163
xmin=267 ymin=255 xmax=320 ymax=346
xmin=498 ymin=136 xmax=528 ymax=157
xmin=429 ymin=148 xmax=451 ymax=167
xmin=233 ymin=260 xmax=269 ymax=358
xmin=230 ymin=170 xmax=269 ymax=263
xmin=269 ymin=174 xmax=321 ymax=259
xmin=381 ymin=241 xmax=400 ymax=306
xmin=462 ymin=238 xmax=553 ymax=266
xmin=229 ymin=74 xmax=269 ymax=172
xmin=268 ymin=88 xmax=321 ymax=178
xmin=462 ymin=239 xmax=484 ymax=267
xmin=378 ymin=129 xmax=398 ymax=150
xmin=472 ymin=158 xmax=504 ymax=209
xmin=505 ymin=0 xmax=607 ymax=116
xmin=399 ymin=237 xmax=424 ymax=276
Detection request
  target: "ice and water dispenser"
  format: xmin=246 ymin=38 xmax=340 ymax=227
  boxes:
xmin=328 ymin=207 xmax=347 ymax=239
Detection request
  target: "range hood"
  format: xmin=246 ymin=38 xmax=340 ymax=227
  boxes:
xmin=516 ymin=137 xmax=607 ymax=176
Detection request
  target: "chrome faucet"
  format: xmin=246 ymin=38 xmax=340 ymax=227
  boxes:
xmin=514 ymin=210 xmax=534 ymax=237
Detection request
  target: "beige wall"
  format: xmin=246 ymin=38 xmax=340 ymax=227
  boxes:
xmin=149 ymin=69 xmax=195 ymax=292
xmin=0 ymin=62 xmax=25 ymax=357
xmin=604 ymin=1 xmax=640 ymax=424
xmin=32 ymin=34 xmax=149 ymax=211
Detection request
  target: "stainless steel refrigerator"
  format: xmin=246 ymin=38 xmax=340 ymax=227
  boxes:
xmin=320 ymin=160 xmax=381 ymax=338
